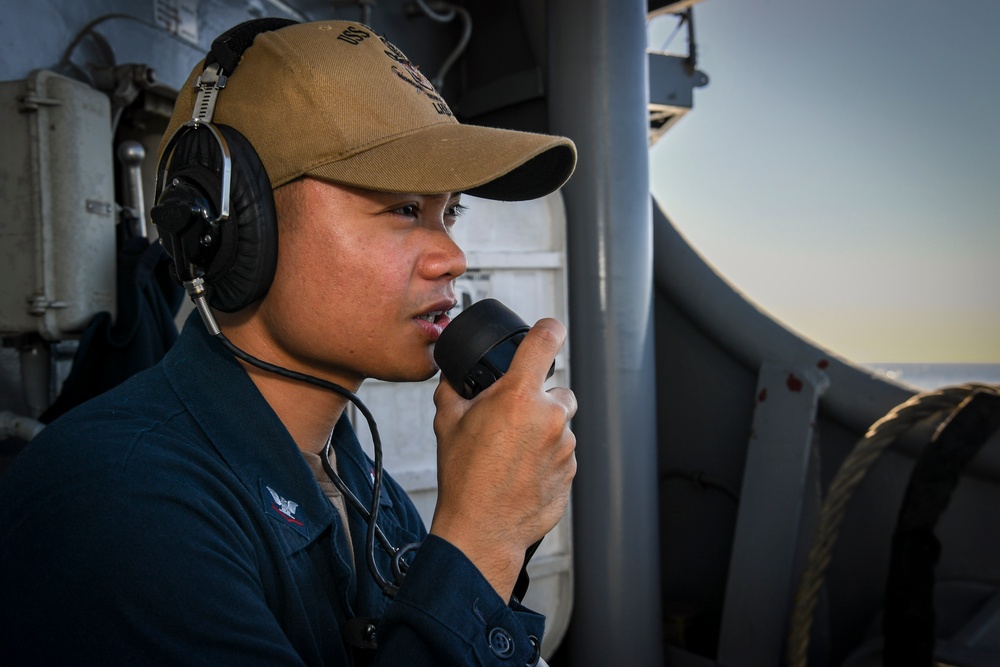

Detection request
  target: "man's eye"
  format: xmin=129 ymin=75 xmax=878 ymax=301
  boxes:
xmin=395 ymin=204 xmax=419 ymax=217
xmin=447 ymin=203 xmax=468 ymax=218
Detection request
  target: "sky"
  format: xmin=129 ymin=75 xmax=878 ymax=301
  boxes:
xmin=647 ymin=0 xmax=1000 ymax=363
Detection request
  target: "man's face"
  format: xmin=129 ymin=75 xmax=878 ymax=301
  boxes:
xmin=255 ymin=177 xmax=467 ymax=389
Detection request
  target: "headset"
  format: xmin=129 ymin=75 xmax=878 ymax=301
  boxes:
xmin=151 ymin=17 xmax=295 ymax=315
xmin=150 ymin=18 xmax=416 ymax=604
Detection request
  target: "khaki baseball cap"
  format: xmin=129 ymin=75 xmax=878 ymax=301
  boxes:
xmin=159 ymin=20 xmax=576 ymax=201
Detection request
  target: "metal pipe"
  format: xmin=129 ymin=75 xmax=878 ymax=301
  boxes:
xmin=19 ymin=343 xmax=50 ymax=419
xmin=547 ymin=1 xmax=664 ymax=664
xmin=117 ymin=140 xmax=147 ymax=238
xmin=0 ymin=411 xmax=45 ymax=442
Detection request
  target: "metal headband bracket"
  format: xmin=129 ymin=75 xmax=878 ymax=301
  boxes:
xmin=155 ymin=120 xmax=232 ymax=223
xmin=192 ymin=62 xmax=227 ymax=124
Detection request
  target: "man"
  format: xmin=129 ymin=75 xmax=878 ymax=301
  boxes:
xmin=0 ymin=19 xmax=577 ymax=666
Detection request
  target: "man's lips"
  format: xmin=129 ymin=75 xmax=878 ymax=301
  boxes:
xmin=414 ymin=310 xmax=447 ymax=324
xmin=413 ymin=303 xmax=455 ymax=340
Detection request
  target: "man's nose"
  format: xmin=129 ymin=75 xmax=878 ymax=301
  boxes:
xmin=421 ymin=229 xmax=467 ymax=280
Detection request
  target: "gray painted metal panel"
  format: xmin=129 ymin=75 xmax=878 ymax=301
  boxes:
xmin=0 ymin=70 xmax=116 ymax=339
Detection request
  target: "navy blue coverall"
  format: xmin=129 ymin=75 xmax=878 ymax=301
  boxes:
xmin=0 ymin=315 xmax=544 ymax=666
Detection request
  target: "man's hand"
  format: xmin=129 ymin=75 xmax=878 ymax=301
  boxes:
xmin=429 ymin=318 xmax=577 ymax=601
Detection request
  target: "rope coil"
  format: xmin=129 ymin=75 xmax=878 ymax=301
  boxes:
xmin=786 ymin=382 xmax=1000 ymax=667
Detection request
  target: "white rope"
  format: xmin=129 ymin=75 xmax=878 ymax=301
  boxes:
xmin=785 ymin=382 xmax=1000 ymax=667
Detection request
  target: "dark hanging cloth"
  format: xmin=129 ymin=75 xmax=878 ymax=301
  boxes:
xmin=40 ymin=236 xmax=185 ymax=423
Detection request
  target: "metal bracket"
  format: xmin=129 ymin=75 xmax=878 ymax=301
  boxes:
xmin=192 ymin=62 xmax=227 ymax=123
xmin=717 ymin=362 xmax=830 ymax=666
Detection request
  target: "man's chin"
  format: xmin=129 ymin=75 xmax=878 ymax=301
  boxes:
xmin=371 ymin=363 xmax=438 ymax=384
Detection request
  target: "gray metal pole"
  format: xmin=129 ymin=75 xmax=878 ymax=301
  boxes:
xmin=547 ymin=1 xmax=664 ymax=664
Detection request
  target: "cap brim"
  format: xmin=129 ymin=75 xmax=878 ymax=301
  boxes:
xmin=301 ymin=122 xmax=576 ymax=202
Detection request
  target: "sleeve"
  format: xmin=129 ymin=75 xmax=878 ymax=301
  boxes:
xmin=375 ymin=535 xmax=545 ymax=667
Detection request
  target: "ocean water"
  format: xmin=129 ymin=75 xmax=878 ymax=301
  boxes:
xmin=862 ymin=362 xmax=1000 ymax=392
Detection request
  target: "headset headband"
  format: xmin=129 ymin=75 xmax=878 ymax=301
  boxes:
xmin=153 ymin=18 xmax=299 ymax=225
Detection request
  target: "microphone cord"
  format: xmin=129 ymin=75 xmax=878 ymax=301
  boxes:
xmin=206 ymin=318 xmax=416 ymax=599
xmin=318 ymin=442 xmax=421 ymax=588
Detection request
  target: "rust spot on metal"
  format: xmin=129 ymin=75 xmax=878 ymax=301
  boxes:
xmin=786 ymin=373 xmax=803 ymax=392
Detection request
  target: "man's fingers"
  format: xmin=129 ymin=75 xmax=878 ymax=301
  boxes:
xmin=507 ymin=318 xmax=566 ymax=387
xmin=546 ymin=386 xmax=578 ymax=421
xmin=434 ymin=369 xmax=470 ymax=406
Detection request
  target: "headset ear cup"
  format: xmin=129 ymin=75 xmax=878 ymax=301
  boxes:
xmin=158 ymin=124 xmax=278 ymax=312
xmin=209 ymin=125 xmax=278 ymax=312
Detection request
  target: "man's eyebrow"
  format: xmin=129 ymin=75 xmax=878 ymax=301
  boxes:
xmin=418 ymin=193 xmax=462 ymax=208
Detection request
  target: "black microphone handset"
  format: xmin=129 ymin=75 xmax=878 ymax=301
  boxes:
xmin=434 ymin=298 xmax=553 ymax=399
xmin=433 ymin=297 xmax=554 ymax=603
